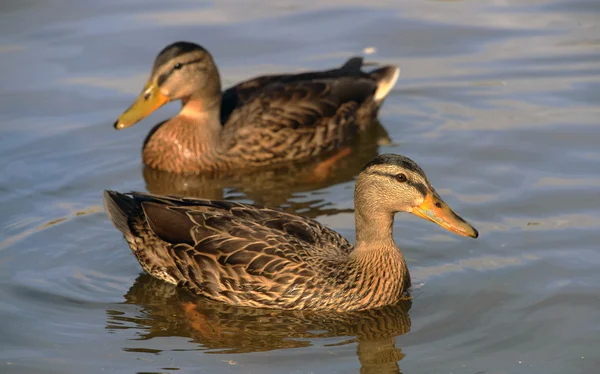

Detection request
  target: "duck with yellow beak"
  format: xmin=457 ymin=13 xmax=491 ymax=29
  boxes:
xmin=113 ymin=41 xmax=401 ymax=174
xmin=104 ymin=154 xmax=478 ymax=311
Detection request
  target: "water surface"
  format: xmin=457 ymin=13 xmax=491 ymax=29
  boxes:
xmin=1 ymin=0 xmax=599 ymax=373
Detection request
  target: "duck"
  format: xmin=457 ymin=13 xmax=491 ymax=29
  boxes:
xmin=113 ymin=41 xmax=400 ymax=174
xmin=103 ymin=154 xmax=478 ymax=311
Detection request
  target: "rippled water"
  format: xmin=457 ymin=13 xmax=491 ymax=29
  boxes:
xmin=1 ymin=0 xmax=599 ymax=373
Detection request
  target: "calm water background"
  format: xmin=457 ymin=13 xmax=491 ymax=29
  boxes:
xmin=1 ymin=0 xmax=599 ymax=373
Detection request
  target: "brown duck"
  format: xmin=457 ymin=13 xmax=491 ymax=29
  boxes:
xmin=104 ymin=154 xmax=478 ymax=311
xmin=113 ymin=41 xmax=400 ymax=174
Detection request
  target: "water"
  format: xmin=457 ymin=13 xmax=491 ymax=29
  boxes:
xmin=1 ymin=0 xmax=599 ymax=373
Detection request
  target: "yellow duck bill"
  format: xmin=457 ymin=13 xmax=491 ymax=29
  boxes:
xmin=411 ymin=194 xmax=478 ymax=238
xmin=114 ymin=82 xmax=169 ymax=130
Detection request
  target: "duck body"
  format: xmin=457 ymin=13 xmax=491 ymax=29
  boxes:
xmin=115 ymin=42 xmax=400 ymax=174
xmin=104 ymin=190 xmax=409 ymax=311
xmin=105 ymin=154 xmax=478 ymax=311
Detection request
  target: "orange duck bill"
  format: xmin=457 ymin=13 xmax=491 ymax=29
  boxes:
xmin=114 ymin=81 xmax=169 ymax=130
xmin=411 ymin=193 xmax=478 ymax=238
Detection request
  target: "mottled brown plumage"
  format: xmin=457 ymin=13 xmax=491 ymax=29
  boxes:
xmin=104 ymin=154 xmax=478 ymax=311
xmin=113 ymin=41 xmax=400 ymax=174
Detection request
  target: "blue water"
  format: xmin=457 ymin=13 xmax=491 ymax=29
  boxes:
xmin=1 ymin=0 xmax=599 ymax=373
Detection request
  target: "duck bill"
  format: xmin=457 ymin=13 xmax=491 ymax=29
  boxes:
xmin=411 ymin=194 xmax=478 ymax=238
xmin=113 ymin=81 xmax=169 ymax=130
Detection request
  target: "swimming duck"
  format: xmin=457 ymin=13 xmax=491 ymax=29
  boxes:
xmin=113 ymin=41 xmax=400 ymax=174
xmin=103 ymin=154 xmax=478 ymax=311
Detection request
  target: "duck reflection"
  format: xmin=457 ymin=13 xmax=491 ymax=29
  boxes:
xmin=107 ymin=273 xmax=411 ymax=373
xmin=143 ymin=121 xmax=392 ymax=217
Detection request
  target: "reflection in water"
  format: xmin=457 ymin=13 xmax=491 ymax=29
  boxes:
xmin=107 ymin=274 xmax=411 ymax=373
xmin=143 ymin=121 xmax=392 ymax=217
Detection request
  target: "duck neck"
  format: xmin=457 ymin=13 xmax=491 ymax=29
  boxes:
xmin=346 ymin=175 xmax=410 ymax=308
xmin=354 ymin=208 xmax=395 ymax=245
xmin=180 ymin=94 xmax=222 ymax=134
xmin=351 ymin=196 xmax=408 ymax=308
xmin=352 ymin=177 xmax=404 ymax=271
xmin=353 ymin=179 xmax=396 ymax=245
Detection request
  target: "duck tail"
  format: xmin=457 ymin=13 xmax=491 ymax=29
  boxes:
xmin=103 ymin=190 xmax=141 ymax=241
xmin=340 ymin=56 xmax=364 ymax=73
xmin=370 ymin=65 xmax=400 ymax=104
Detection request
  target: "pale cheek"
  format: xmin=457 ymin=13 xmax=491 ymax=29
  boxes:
xmin=403 ymin=196 xmax=424 ymax=212
xmin=415 ymin=196 xmax=425 ymax=207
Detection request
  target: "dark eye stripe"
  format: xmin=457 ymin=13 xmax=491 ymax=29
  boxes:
xmin=156 ymin=58 xmax=206 ymax=87
xmin=157 ymin=72 xmax=170 ymax=87
xmin=410 ymin=181 xmax=427 ymax=198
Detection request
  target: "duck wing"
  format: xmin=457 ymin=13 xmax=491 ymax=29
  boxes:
xmin=219 ymin=56 xmax=369 ymax=124
xmin=214 ymin=57 xmax=400 ymax=166
xmin=220 ymin=76 xmax=377 ymax=164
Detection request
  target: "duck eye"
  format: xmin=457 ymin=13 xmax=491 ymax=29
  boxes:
xmin=395 ymin=173 xmax=407 ymax=183
xmin=173 ymin=62 xmax=183 ymax=70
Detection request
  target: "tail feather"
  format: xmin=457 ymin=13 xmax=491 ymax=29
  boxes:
xmin=370 ymin=65 xmax=400 ymax=103
xmin=103 ymin=190 xmax=141 ymax=240
xmin=340 ymin=56 xmax=364 ymax=73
